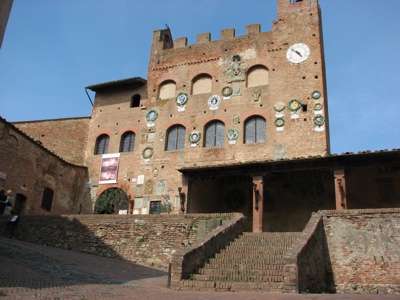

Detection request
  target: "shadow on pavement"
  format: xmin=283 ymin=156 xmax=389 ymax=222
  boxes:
xmin=0 ymin=237 xmax=168 ymax=290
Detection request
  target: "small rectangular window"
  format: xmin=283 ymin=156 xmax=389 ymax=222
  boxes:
xmin=149 ymin=201 xmax=161 ymax=214
xmin=41 ymin=187 xmax=54 ymax=211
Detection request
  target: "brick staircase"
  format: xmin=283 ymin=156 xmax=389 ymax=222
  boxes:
xmin=180 ymin=232 xmax=301 ymax=292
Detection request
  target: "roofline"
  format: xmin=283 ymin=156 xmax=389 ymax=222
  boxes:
xmin=178 ymin=149 xmax=400 ymax=176
xmin=85 ymin=77 xmax=147 ymax=92
xmin=11 ymin=116 xmax=91 ymax=124
xmin=0 ymin=116 xmax=88 ymax=168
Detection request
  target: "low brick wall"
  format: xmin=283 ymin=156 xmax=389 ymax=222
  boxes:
xmin=283 ymin=213 xmax=326 ymax=293
xmin=283 ymin=208 xmax=400 ymax=294
xmin=0 ymin=213 xmax=235 ymax=268
xmin=321 ymin=208 xmax=400 ymax=294
xmin=169 ymin=213 xmax=247 ymax=289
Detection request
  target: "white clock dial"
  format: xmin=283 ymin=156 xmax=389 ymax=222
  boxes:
xmin=286 ymin=43 xmax=310 ymax=64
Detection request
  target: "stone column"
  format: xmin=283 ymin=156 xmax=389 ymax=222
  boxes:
xmin=252 ymin=176 xmax=264 ymax=232
xmin=334 ymin=169 xmax=347 ymax=210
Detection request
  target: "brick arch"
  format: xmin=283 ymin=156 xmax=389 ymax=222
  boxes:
xmin=163 ymin=119 xmax=191 ymax=131
xmin=241 ymin=109 xmax=270 ymax=123
xmin=200 ymin=115 xmax=229 ymax=128
xmin=92 ymin=129 xmax=113 ymax=139
xmin=156 ymin=75 xmax=179 ymax=87
xmin=118 ymin=126 xmax=140 ymax=137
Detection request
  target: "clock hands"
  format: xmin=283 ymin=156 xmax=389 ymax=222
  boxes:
xmin=290 ymin=48 xmax=302 ymax=57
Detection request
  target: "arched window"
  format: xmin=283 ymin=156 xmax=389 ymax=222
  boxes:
xmin=245 ymin=116 xmax=266 ymax=144
xmin=159 ymin=80 xmax=176 ymax=100
xmin=166 ymin=125 xmax=186 ymax=151
xmin=95 ymin=134 xmax=110 ymax=155
xmin=120 ymin=131 xmax=136 ymax=152
xmin=247 ymin=65 xmax=269 ymax=87
xmin=192 ymin=74 xmax=212 ymax=95
xmin=205 ymin=121 xmax=225 ymax=147
xmin=130 ymin=94 xmax=141 ymax=108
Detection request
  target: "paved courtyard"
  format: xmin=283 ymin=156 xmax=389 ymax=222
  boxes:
xmin=0 ymin=237 xmax=399 ymax=300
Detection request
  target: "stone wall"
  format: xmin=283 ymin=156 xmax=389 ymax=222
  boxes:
xmin=0 ymin=213 xmax=237 ymax=269
xmin=321 ymin=208 xmax=400 ymax=294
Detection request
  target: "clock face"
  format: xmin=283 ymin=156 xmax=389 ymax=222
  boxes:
xmin=286 ymin=43 xmax=310 ymax=64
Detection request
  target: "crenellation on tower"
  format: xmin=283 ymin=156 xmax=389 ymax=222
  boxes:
xmin=196 ymin=32 xmax=211 ymax=44
xmin=246 ymin=24 xmax=261 ymax=35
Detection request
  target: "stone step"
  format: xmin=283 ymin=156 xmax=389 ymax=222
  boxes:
xmin=191 ymin=274 xmax=284 ymax=282
xmin=179 ymin=232 xmax=301 ymax=292
xmin=198 ymin=267 xmax=283 ymax=276
xmin=180 ymin=279 xmax=284 ymax=292
xmin=208 ymin=256 xmax=284 ymax=265
xmin=216 ymin=249 xmax=286 ymax=257
xmin=205 ymin=261 xmax=284 ymax=269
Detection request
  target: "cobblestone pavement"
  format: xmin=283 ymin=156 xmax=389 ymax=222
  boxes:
xmin=1 ymin=237 xmax=399 ymax=300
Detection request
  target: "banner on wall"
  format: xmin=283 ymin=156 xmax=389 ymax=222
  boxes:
xmin=99 ymin=153 xmax=120 ymax=184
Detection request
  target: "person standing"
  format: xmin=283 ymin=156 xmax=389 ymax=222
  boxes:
xmin=3 ymin=190 xmax=13 ymax=215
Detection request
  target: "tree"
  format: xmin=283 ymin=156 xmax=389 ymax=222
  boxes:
xmin=94 ymin=188 xmax=128 ymax=214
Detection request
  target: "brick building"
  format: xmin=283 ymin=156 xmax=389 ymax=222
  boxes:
xmin=3 ymin=0 xmax=399 ymax=231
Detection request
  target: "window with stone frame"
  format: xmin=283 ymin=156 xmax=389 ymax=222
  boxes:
xmin=205 ymin=121 xmax=225 ymax=147
xmin=120 ymin=131 xmax=136 ymax=152
xmin=95 ymin=134 xmax=110 ymax=155
xmin=166 ymin=125 xmax=186 ymax=151
xmin=245 ymin=116 xmax=266 ymax=144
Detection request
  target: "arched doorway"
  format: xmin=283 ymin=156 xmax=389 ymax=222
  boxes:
xmin=94 ymin=188 xmax=129 ymax=214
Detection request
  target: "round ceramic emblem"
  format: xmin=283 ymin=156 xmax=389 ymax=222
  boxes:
xmin=227 ymin=128 xmax=239 ymax=140
xmin=188 ymin=131 xmax=201 ymax=143
xmin=208 ymin=95 xmax=221 ymax=107
xmin=274 ymin=101 xmax=286 ymax=112
xmin=176 ymin=92 xmax=188 ymax=106
xmin=312 ymin=90 xmax=321 ymax=99
xmin=274 ymin=118 xmax=285 ymax=127
xmin=314 ymin=103 xmax=323 ymax=111
xmin=288 ymin=99 xmax=302 ymax=112
xmin=314 ymin=115 xmax=325 ymax=126
xmin=142 ymin=146 xmax=154 ymax=159
xmin=221 ymin=86 xmax=233 ymax=97
xmin=146 ymin=109 xmax=159 ymax=122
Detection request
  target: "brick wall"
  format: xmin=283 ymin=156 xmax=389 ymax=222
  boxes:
xmin=0 ymin=118 xmax=91 ymax=215
xmin=0 ymin=213 xmax=238 ymax=269
xmin=321 ymin=209 xmax=400 ymax=294
xmin=84 ymin=0 xmax=330 ymax=209
xmin=283 ymin=208 xmax=400 ymax=294
xmin=283 ymin=213 xmax=327 ymax=293
xmin=13 ymin=117 xmax=90 ymax=165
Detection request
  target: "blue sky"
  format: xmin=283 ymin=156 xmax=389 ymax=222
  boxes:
xmin=1 ymin=0 xmax=399 ymax=154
